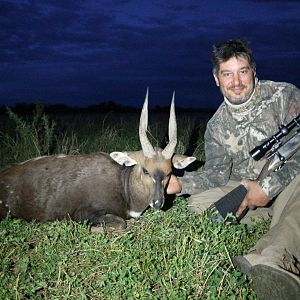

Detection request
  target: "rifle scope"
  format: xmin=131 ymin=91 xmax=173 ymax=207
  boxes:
xmin=249 ymin=113 xmax=300 ymax=161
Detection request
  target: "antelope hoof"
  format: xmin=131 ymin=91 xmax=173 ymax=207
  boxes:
xmin=90 ymin=214 xmax=127 ymax=233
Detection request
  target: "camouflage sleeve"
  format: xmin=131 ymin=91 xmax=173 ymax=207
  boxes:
xmin=260 ymin=84 xmax=300 ymax=199
xmin=179 ymin=122 xmax=232 ymax=195
xmin=260 ymin=153 xmax=300 ymax=199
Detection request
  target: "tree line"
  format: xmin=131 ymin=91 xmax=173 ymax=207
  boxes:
xmin=0 ymin=101 xmax=216 ymax=116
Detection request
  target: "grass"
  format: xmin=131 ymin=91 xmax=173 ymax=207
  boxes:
xmin=0 ymin=106 xmax=269 ymax=299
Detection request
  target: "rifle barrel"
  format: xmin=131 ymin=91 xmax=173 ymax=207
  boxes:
xmin=250 ymin=113 xmax=300 ymax=161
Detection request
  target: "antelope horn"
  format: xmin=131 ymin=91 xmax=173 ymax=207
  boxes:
xmin=139 ymin=88 xmax=156 ymax=158
xmin=161 ymin=91 xmax=177 ymax=159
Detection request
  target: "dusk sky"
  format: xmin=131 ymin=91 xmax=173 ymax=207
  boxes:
xmin=1 ymin=0 xmax=300 ymax=109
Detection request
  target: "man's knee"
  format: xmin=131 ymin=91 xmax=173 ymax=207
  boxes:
xmin=187 ymin=194 xmax=215 ymax=214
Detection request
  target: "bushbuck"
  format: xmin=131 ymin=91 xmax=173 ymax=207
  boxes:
xmin=0 ymin=91 xmax=196 ymax=230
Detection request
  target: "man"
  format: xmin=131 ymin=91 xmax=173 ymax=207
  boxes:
xmin=167 ymin=39 xmax=300 ymax=299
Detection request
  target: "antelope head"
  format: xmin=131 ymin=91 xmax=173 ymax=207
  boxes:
xmin=110 ymin=90 xmax=196 ymax=213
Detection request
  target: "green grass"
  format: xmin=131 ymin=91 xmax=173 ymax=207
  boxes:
xmin=0 ymin=107 xmax=269 ymax=299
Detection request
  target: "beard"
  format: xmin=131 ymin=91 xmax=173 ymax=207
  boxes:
xmin=224 ymin=83 xmax=254 ymax=105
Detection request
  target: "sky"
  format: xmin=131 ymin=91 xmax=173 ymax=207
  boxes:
xmin=1 ymin=0 xmax=300 ymax=109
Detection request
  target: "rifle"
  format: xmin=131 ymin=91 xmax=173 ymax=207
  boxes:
xmin=208 ymin=113 xmax=300 ymax=224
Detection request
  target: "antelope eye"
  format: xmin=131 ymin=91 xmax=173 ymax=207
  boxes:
xmin=143 ymin=168 xmax=149 ymax=175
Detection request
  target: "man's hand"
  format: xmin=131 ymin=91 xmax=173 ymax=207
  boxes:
xmin=236 ymin=179 xmax=271 ymax=218
xmin=167 ymin=175 xmax=182 ymax=194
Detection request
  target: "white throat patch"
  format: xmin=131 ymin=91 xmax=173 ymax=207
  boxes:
xmin=128 ymin=210 xmax=142 ymax=218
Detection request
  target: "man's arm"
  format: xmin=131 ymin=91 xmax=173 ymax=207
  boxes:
xmin=237 ymin=84 xmax=300 ymax=217
xmin=259 ymin=85 xmax=300 ymax=200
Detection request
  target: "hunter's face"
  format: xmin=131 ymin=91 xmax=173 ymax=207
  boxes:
xmin=214 ymin=56 xmax=256 ymax=105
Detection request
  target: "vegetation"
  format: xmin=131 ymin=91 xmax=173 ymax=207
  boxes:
xmin=0 ymin=105 xmax=269 ymax=299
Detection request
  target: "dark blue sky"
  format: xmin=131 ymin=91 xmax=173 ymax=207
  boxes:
xmin=1 ymin=0 xmax=300 ymax=109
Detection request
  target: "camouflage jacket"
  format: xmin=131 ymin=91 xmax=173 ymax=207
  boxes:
xmin=180 ymin=80 xmax=300 ymax=199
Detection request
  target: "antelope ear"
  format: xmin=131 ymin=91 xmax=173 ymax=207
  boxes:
xmin=110 ymin=152 xmax=137 ymax=166
xmin=172 ymin=154 xmax=196 ymax=169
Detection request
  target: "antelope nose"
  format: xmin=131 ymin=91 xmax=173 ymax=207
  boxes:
xmin=152 ymin=198 xmax=163 ymax=209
